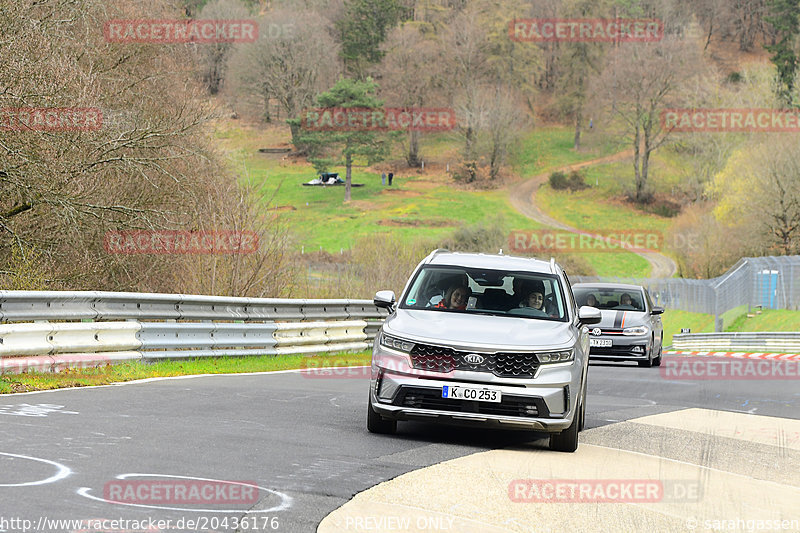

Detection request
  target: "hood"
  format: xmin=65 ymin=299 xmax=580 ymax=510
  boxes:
xmin=596 ymin=309 xmax=646 ymax=329
xmin=384 ymin=309 xmax=575 ymax=351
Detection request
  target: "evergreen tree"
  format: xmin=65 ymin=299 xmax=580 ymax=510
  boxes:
xmin=336 ymin=0 xmax=407 ymax=78
xmin=765 ymin=0 xmax=800 ymax=105
xmin=297 ymin=78 xmax=395 ymax=202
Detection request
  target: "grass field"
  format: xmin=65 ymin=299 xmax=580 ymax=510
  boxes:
xmin=661 ymin=309 xmax=716 ymax=346
xmin=217 ymin=124 xmax=543 ymax=252
xmin=537 ymin=161 xmax=673 ymax=235
xmin=512 ymin=127 xmax=622 ymax=177
xmin=216 ymin=123 xmax=652 ymax=276
xmin=0 ymin=352 xmax=372 ymax=394
xmin=725 ymin=308 xmax=800 ymax=333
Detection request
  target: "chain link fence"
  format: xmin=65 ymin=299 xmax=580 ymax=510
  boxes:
xmin=573 ymin=256 xmax=800 ymax=331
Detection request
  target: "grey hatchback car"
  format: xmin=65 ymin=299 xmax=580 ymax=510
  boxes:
xmin=368 ymin=250 xmax=601 ymax=452
xmin=572 ymin=283 xmax=665 ymax=367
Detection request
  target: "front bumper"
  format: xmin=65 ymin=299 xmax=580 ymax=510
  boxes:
xmin=369 ymin=347 xmax=581 ymax=433
xmin=588 ymin=334 xmax=649 ymax=361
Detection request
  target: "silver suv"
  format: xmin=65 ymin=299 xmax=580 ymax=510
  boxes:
xmin=368 ymin=250 xmax=601 ymax=452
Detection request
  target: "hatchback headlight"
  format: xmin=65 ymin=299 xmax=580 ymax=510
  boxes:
xmin=622 ymin=326 xmax=649 ymax=336
xmin=380 ymin=333 xmax=415 ymax=353
xmin=536 ymin=350 xmax=574 ymax=364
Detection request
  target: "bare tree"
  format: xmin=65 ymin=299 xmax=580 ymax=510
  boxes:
xmin=440 ymin=5 xmax=491 ymax=161
xmin=380 ymin=23 xmax=446 ymax=166
xmin=195 ymin=0 xmax=253 ymax=95
xmin=228 ymin=9 xmax=341 ymax=143
xmin=591 ymin=36 xmax=704 ymax=203
xmin=711 ymin=136 xmax=800 ymax=255
xmin=0 ymin=0 xmax=296 ymax=295
xmin=484 ymin=87 xmax=527 ymax=180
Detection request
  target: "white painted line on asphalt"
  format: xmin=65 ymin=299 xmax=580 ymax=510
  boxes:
xmin=0 ymin=403 xmax=79 ymax=417
xmin=0 ymin=452 xmax=72 ymax=487
xmin=77 ymin=473 xmax=293 ymax=513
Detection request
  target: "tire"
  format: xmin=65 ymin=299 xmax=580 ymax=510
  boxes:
xmin=652 ymin=336 xmax=663 ymax=367
xmin=578 ymin=379 xmax=587 ymax=432
xmin=367 ymin=400 xmax=397 ymax=434
xmin=550 ymin=398 xmax=581 ymax=452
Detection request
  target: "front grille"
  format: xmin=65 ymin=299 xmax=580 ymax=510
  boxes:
xmin=409 ymin=343 xmax=539 ymax=378
xmin=593 ymin=328 xmax=624 ymax=336
xmin=396 ymin=387 xmax=549 ymax=418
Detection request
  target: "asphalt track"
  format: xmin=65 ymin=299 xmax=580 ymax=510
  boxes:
xmin=1 ymin=357 xmax=798 ymax=533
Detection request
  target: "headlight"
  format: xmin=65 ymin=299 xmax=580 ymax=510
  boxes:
xmin=622 ymin=325 xmax=649 ymax=336
xmin=536 ymin=350 xmax=574 ymax=364
xmin=380 ymin=333 xmax=415 ymax=353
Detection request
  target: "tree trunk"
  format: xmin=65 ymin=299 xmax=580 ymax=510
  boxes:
xmin=465 ymin=126 xmax=475 ymax=160
xmin=344 ymin=152 xmax=352 ymax=203
xmin=289 ymin=120 xmax=302 ymax=150
xmin=574 ymin=107 xmax=582 ymax=150
xmin=407 ymin=130 xmax=421 ymax=167
xmin=640 ymin=119 xmax=652 ymax=202
xmin=632 ymin=124 xmax=643 ymax=202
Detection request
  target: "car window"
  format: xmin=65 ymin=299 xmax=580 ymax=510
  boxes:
xmin=573 ymin=287 xmax=646 ymax=311
xmin=399 ymin=265 xmax=567 ymax=321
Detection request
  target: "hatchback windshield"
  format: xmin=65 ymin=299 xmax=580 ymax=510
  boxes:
xmin=573 ymin=287 xmax=646 ymax=311
xmin=399 ymin=266 xmax=567 ymax=321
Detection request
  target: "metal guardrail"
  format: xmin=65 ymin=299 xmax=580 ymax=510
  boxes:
xmin=0 ymin=291 xmax=387 ymax=374
xmin=672 ymin=332 xmax=800 ymax=353
xmin=0 ymin=290 xmax=384 ymax=322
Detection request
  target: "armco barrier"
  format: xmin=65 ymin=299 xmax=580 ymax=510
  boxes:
xmin=672 ymin=332 xmax=800 ymax=353
xmin=0 ymin=290 xmax=385 ymax=322
xmin=0 ymin=291 xmax=387 ymax=374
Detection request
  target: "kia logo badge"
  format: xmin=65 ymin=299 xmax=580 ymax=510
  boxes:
xmin=464 ymin=353 xmax=485 ymax=365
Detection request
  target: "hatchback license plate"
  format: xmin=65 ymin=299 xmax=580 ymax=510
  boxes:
xmin=442 ymin=385 xmax=502 ymax=403
xmin=590 ymin=339 xmax=612 ymax=347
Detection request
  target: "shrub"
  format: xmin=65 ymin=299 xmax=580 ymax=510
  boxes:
xmin=567 ymin=170 xmax=588 ymax=190
xmin=550 ymin=170 xmax=589 ymax=191
xmin=549 ymin=171 xmax=568 ymax=189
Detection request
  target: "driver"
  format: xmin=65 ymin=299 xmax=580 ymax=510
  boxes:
xmin=435 ymin=285 xmax=470 ymax=310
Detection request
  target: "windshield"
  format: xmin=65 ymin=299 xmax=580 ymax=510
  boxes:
xmin=573 ymin=287 xmax=646 ymax=311
xmin=399 ymin=266 xmax=567 ymax=321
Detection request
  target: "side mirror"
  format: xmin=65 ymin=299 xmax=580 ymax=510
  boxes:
xmin=374 ymin=290 xmax=396 ymax=310
xmin=651 ymin=306 xmax=665 ymax=315
xmin=578 ymin=305 xmax=602 ymax=325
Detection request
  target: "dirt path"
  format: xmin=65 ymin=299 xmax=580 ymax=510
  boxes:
xmin=508 ymin=149 xmax=678 ymax=278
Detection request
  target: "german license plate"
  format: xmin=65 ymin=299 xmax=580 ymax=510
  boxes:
xmin=590 ymin=339 xmax=612 ymax=347
xmin=442 ymin=385 xmax=502 ymax=403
